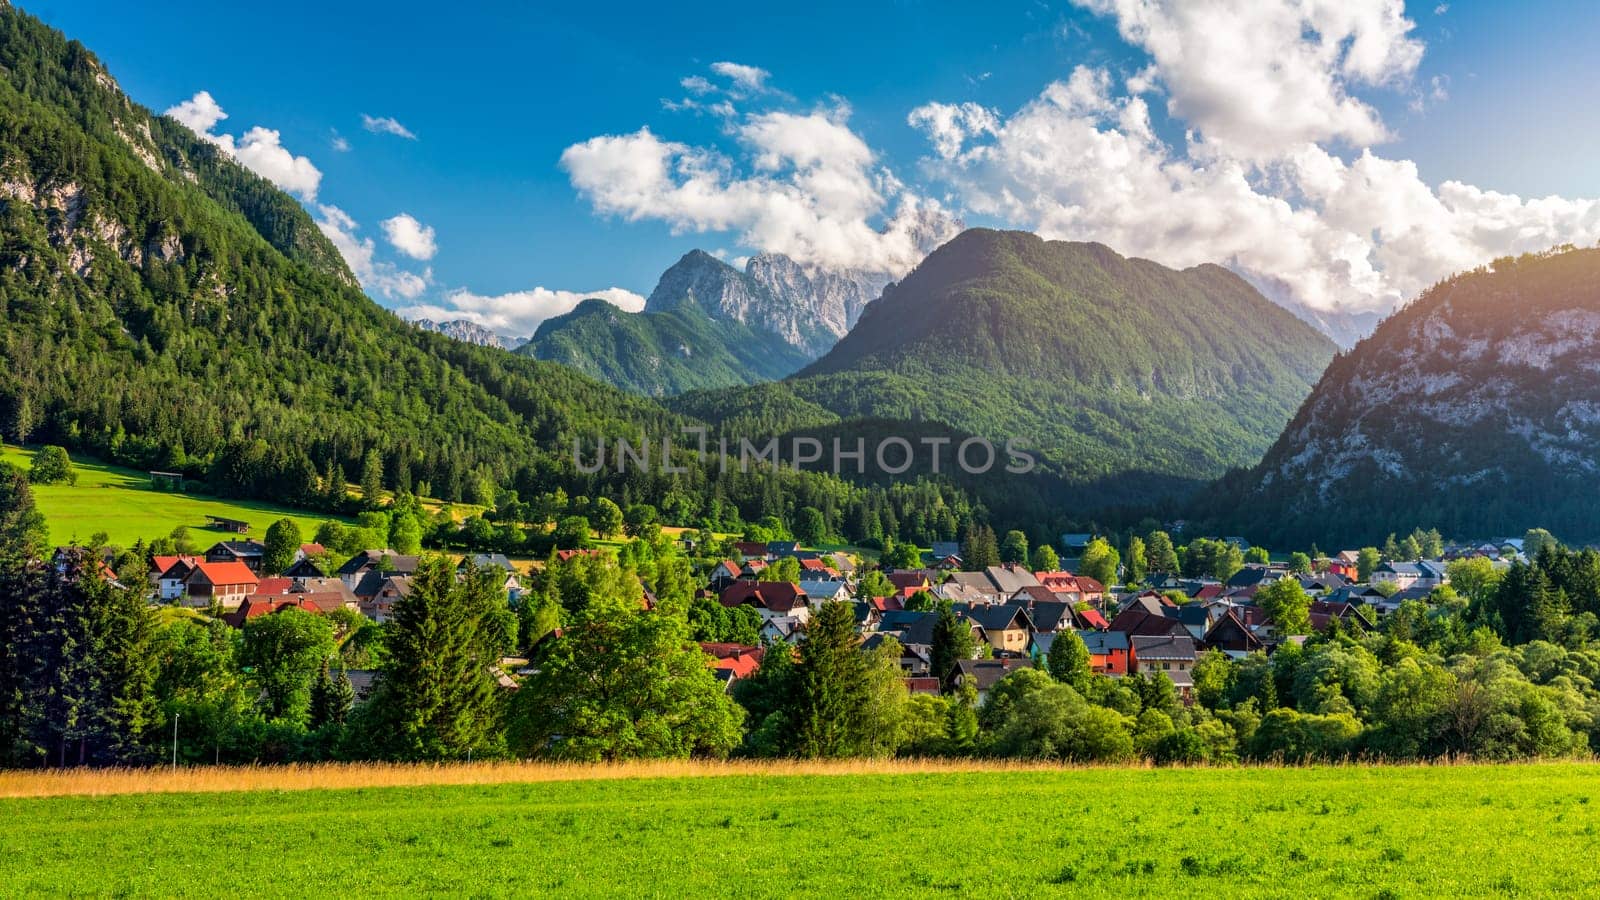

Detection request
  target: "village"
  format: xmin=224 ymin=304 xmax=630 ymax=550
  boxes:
xmin=138 ymin=523 xmax=1528 ymax=706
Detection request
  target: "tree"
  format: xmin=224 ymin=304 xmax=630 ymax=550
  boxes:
xmin=1000 ymin=530 xmax=1030 ymax=566
xmin=1032 ymin=544 xmax=1060 ymax=572
xmin=240 ymin=608 xmax=336 ymax=725
xmin=389 ymin=510 xmax=424 ymax=555
xmin=1046 ymin=630 xmax=1092 ymax=692
xmin=992 ymin=683 xmax=1134 ymax=762
xmin=1145 ymin=531 xmax=1179 ymax=576
xmin=1447 ymin=557 xmax=1502 ymax=607
xmin=263 ymin=518 xmax=303 ymax=576
xmin=1125 ymin=536 xmax=1148 ymax=585
xmin=552 ymin=515 xmax=593 ymax=549
xmin=1288 ymin=552 xmax=1312 ymax=575
xmin=931 ymin=605 xmax=976 ymax=683
xmin=308 ymin=661 xmax=355 ymax=729
xmin=1245 ymin=546 xmax=1271 ymax=565
xmin=961 ymin=525 xmax=999 ymax=570
xmin=793 ymin=507 xmax=827 ymax=546
xmin=27 ymin=445 xmax=73 ymax=486
xmin=1191 ymin=650 xmax=1235 ymax=710
xmin=511 ymin=577 xmax=743 ymax=761
xmin=4 ymin=548 xmax=155 ymax=767
xmin=1523 ymin=528 xmax=1558 ymax=562
xmin=359 ymin=450 xmax=385 ymax=509
xmin=767 ymin=556 xmax=801 ymax=584
xmin=787 ymin=601 xmax=903 ymax=757
xmin=1256 ymin=577 xmax=1313 ymax=635
xmin=855 ymin=569 xmax=893 ymax=601
xmin=881 ymin=540 xmax=923 ymax=571
xmin=1079 ymin=538 xmax=1120 ymax=588
xmin=357 ymin=557 xmax=506 ymax=759
xmin=591 ymin=498 xmax=624 ymax=539
xmin=1357 ymin=547 xmax=1383 ymax=582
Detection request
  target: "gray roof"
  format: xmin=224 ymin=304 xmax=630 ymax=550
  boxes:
xmin=1131 ymin=633 xmax=1197 ymax=661
xmin=1080 ymin=631 xmax=1129 ymax=653
xmin=953 ymin=602 xmax=1032 ymax=633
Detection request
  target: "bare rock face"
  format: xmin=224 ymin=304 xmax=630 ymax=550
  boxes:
xmin=1216 ymin=247 xmax=1600 ymax=545
xmin=410 ymin=318 xmax=525 ymax=350
xmin=644 ymin=249 xmax=891 ymax=357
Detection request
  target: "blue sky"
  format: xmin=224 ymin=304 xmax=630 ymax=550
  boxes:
xmin=24 ymin=0 xmax=1600 ymax=336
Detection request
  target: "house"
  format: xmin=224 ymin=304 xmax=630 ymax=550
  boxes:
xmin=760 ymin=615 xmax=804 ymax=643
xmin=708 ymin=560 xmax=743 ymax=589
xmin=740 ymin=559 xmax=769 ymax=578
xmin=701 ymin=643 xmax=766 ymax=684
xmin=1226 ymin=565 xmax=1283 ymax=589
xmin=459 ymin=553 xmax=522 ymax=601
xmin=766 ymin=541 xmax=801 ymax=559
xmin=1201 ymin=610 xmax=1263 ymax=658
xmin=1309 ymin=600 xmax=1377 ymax=634
xmin=1371 ymin=562 xmax=1423 ymax=591
xmin=151 ymin=555 xmax=200 ymax=601
xmin=1108 ymin=605 xmax=1189 ymax=638
xmin=1130 ymin=633 xmax=1197 ymax=679
xmin=944 ymin=658 xmax=1032 ymax=703
xmin=182 ymin=561 xmax=260 ymax=609
xmin=1033 ymin=572 xmax=1107 ymax=605
xmin=799 ymin=580 xmax=852 ymax=606
xmin=720 ymin=581 xmax=812 ymax=623
xmin=903 ymin=676 xmax=942 ymax=696
xmin=223 ymin=595 xmax=326 ymax=628
xmin=205 ymin=515 xmax=251 ymax=534
xmin=928 ymin=541 xmax=962 ymax=561
xmin=296 ymin=542 xmax=326 ymax=560
xmin=733 ymin=541 xmax=769 ymax=561
xmin=943 ymin=565 xmax=1041 ymax=604
xmin=204 ymin=540 xmax=267 ymax=574
xmin=281 ymin=557 xmax=326 ymax=579
xmin=888 ymin=571 xmax=931 ymax=593
xmin=1079 ymin=631 xmax=1131 ymax=675
xmin=554 ymin=548 xmax=602 ymax=563
xmin=338 ymin=550 xmax=420 ymax=590
xmin=1008 ymin=592 xmax=1076 ymax=634
xmin=359 ymin=574 xmax=413 ymax=623
xmin=952 ymin=603 xmax=1033 ymax=656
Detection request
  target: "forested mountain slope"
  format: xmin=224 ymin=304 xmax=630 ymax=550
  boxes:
xmin=1202 ymin=246 xmax=1600 ymax=546
xmin=676 ymin=229 xmax=1337 ymax=507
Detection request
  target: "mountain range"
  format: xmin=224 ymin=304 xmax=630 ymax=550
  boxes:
xmin=671 ymin=229 xmax=1339 ymax=506
xmin=513 ymin=249 xmax=884 ymax=395
xmin=411 ymin=318 xmax=527 ymax=351
xmin=13 ymin=1 xmax=1598 ymax=548
xmin=1204 ymin=245 xmax=1600 ymax=546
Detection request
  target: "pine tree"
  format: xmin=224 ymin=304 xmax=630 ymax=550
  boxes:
xmin=792 ymin=601 xmax=871 ymax=757
xmin=359 ymin=450 xmax=385 ymax=510
xmin=309 ymin=661 xmax=355 ymax=729
xmin=1145 ymin=530 xmax=1180 ymax=576
xmin=10 ymin=548 xmax=155 ymax=767
xmin=359 ymin=557 xmax=503 ymax=760
xmin=931 ymin=604 xmax=976 ymax=684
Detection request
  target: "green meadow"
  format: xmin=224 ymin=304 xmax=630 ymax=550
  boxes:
xmin=0 ymin=445 xmax=341 ymax=547
xmin=1 ymin=763 xmax=1597 ymax=897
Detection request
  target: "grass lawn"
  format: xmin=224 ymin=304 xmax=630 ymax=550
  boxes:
xmin=0 ymin=761 xmax=1597 ymax=896
xmin=1 ymin=444 xmax=346 ymax=548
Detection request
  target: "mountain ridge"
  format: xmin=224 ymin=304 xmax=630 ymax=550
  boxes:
xmin=1201 ymin=245 xmax=1600 ymax=546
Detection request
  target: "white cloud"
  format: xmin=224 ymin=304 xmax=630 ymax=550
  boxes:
xmin=710 ymin=61 xmax=771 ymax=94
xmin=330 ymin=132 xmax=351 ymax=152
xmin=909 ymin=64 xmax=1600 ymax=314
xmin=906 ymin=102 xmax=999 ymax=160
xmin=163 ymin=91 xmax=322 ymax=200
xmin=561 ymin=104 xmax=958 ymax=275
xmin=1072 ymin=0 xmax=1424 ymax=160
xmin=681 ymin=75 xmax=714 ymax=95
xmin=361 ymin=114 xmax=417 ymax=140
xmin=166 ymin=90 xmax=227 ymax=134
xmin=399 ymin=286 xmax=646 ymax=338
xmin=381 ymin=213 xmax=438 ymax=261
xmin=315 ymin=204 xmax=431 ymax=300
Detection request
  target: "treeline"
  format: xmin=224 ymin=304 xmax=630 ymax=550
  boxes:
xmin=9 ymin=451 xmax=1600 ymax=768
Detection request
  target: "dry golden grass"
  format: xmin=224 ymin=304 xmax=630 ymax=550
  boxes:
xmin=0 ymin=757 xmax=1084 ymax=799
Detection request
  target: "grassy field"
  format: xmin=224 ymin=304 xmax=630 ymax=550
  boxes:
xmin=0 ymin=760 xmax=1596 ymax=896
xmin=1 ymin=444 xmax=343 ymax=547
